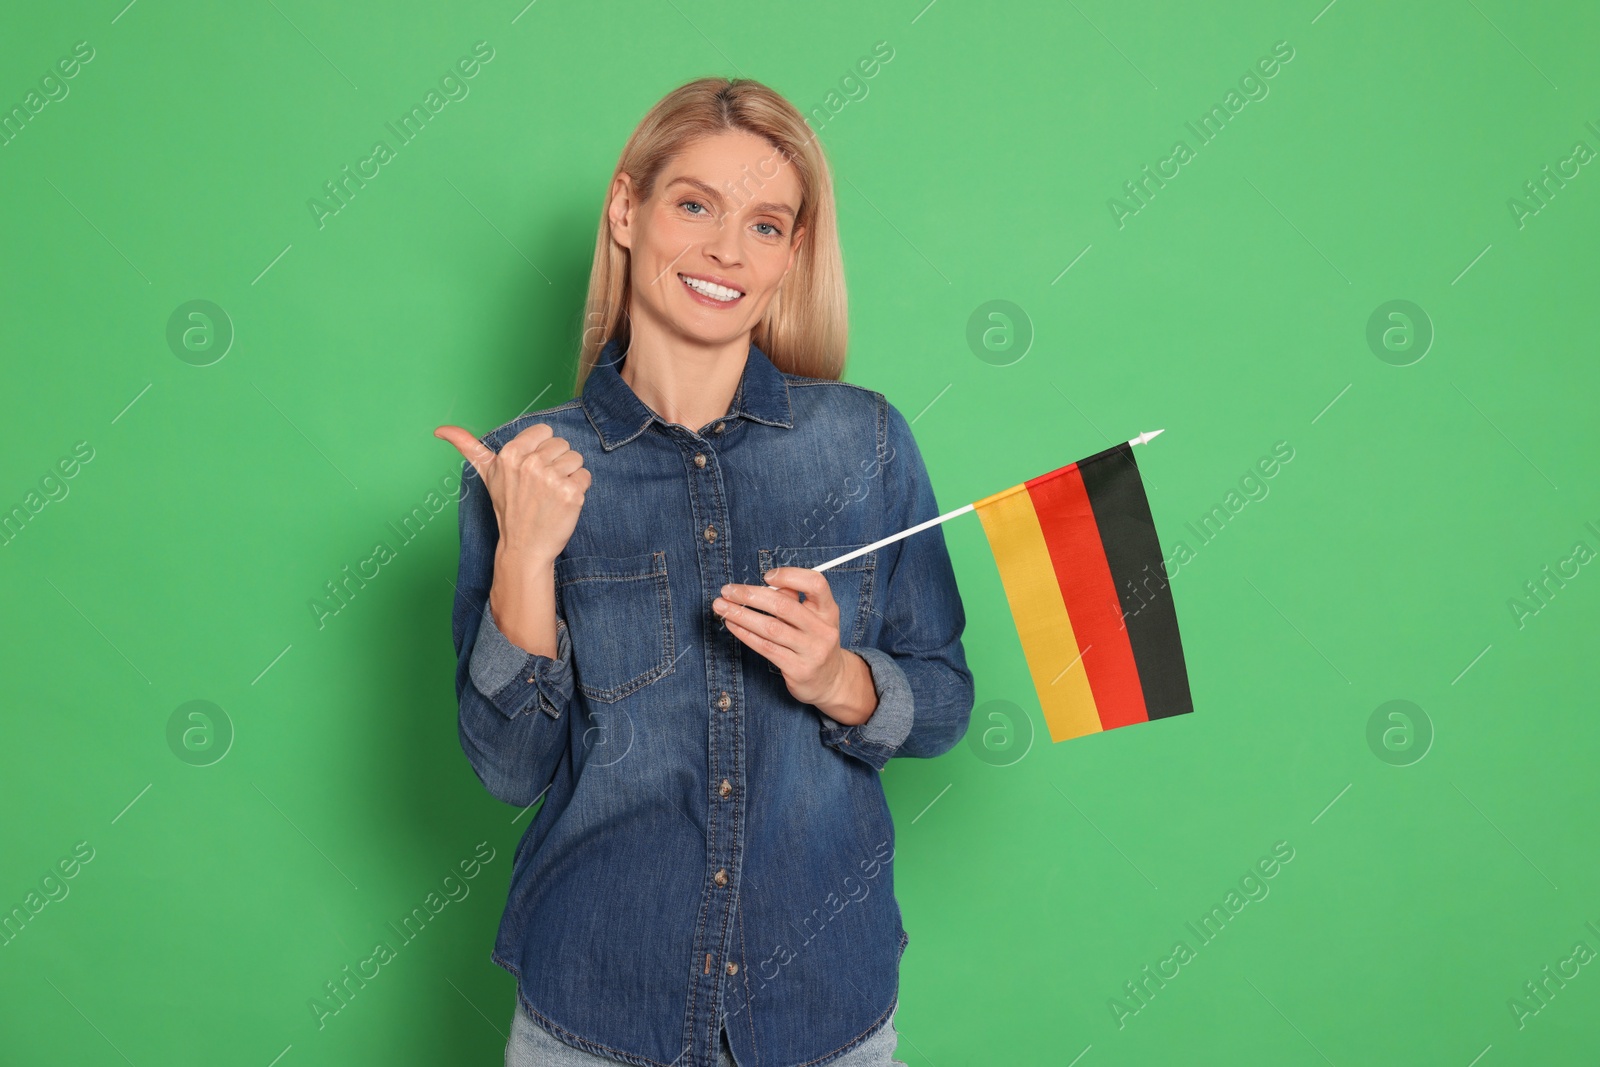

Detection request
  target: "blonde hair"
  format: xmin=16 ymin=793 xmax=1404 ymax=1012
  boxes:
xmin=572 ymin=76 xmax=847 ymax=393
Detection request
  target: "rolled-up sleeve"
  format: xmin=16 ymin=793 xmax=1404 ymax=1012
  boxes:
xmin=469 ymin=603 xmax=574 ymax=720
xmin=819 ymin=399 xmax=975 ymax=772
xmin=452 ymin=446 xmax=574 ymax=807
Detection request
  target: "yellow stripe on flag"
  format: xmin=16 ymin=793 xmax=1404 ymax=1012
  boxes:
xmin=974 ymin=484 xmax=1103 ymax=742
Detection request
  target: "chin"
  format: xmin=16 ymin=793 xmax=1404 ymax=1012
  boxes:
xmin=670 ymin=307 xmax=765 ymax=345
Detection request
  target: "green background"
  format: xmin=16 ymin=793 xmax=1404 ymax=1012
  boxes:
xmin=3 ymin=0 xmax=1597 ymax=1063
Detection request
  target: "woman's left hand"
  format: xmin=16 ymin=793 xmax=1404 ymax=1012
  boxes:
xmin=714 ymin=567 xmax=875 ymax=722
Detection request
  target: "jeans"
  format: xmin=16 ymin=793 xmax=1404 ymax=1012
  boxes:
xmin=504 ymin=998 xmax=908 ymax=1067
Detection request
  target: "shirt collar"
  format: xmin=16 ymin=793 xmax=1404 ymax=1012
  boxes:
xmin=582 ymin=336 xmax=795 ymax=451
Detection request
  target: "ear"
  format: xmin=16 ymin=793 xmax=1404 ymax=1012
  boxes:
xmin=607 ymin=172 xmax=638 ymax=251
xmin=775 ymin=228 xmax=805 ymax=296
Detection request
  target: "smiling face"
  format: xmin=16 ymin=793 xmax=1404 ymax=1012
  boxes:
xmin=608 ymin=130 xmax=806 ymax=348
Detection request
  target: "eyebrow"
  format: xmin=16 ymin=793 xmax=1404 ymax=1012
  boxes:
xmin=666 ymin=176 xmax=797 ymax=220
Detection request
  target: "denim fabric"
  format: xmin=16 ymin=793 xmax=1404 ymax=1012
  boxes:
xmin=453 ymin=338 xmax=973 ymax=1067
xmin=505 ymin=995 xmax=907 ymax=1066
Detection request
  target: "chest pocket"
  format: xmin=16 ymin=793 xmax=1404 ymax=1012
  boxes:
xmin=754 ymin=542 xmax=879 ymax=673
xmin=554 ymin=549 xmax=676 ymax=703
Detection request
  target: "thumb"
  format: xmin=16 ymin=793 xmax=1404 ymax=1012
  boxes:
xmin=433 ymin=425 xmax=496 ymax=480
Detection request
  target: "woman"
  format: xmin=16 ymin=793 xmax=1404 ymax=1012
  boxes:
xmin=435 ymin=76 xmax=974 ymax=1067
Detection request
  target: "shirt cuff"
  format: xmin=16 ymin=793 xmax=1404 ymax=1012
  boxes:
xmin=818 ymin=645 xmax=915 ymax=771
xmin=468 ymin=602 xmax=574 ymax=720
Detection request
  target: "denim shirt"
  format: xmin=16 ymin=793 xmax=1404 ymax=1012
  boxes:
xmin=451 ymin=337 xmax=975 ymax=1067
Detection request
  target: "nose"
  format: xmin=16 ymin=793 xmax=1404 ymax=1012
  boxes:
xmin=701 ymin=210 xmax=743 ymax=266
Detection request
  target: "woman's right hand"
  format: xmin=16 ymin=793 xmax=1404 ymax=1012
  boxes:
xmin=434 ymin=422 xmax=590 ymax=656
xmin=434 ymin=422 xmax=591 ymax=564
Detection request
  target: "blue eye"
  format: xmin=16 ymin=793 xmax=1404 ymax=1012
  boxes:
xmin=680 ymin=199 xmax=783 ymax=238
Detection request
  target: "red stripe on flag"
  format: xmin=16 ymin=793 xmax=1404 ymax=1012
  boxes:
xmin=1025 ymin=464 xmax=1151 ymax=729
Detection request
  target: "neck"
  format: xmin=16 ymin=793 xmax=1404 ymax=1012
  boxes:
xmin=619 ymin=325 xmax=750 ymax=432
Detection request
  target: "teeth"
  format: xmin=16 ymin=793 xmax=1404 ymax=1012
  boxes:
xmin=680 ymin=274 xmax=742 ymax=302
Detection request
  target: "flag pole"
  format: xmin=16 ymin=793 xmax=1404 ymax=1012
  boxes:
xmin=779 ymin=429 xmax=1165 ymax=577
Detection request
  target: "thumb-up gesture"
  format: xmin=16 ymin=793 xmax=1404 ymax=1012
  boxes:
xmin=433 ymin=422 xmax=591 ymax=566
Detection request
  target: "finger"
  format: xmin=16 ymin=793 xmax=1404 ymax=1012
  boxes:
xmin=721 ymin=580 xmax=813 ymax=629
xmin=433 ymin=425 xmax=496 ymax=479
xmin=548 ymin=448 xmax=587 ymax=478
xmin=532 ymin=433 xmax=577 ymax=465
xmin=498 ymin=421 xmax=554 ymax=461
xmin=760 ymin=566 xmax=835 ymax=611
xmin=718 ymin=595 xmax=805 ymax=657
xmin=722 ymin=612 xmax=792 ymax=674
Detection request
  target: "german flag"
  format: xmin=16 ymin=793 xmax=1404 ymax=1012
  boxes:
xmin=974 ymin=441 xmax=1193 ymax=743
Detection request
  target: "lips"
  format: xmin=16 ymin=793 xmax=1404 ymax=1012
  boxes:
xmin=678 ymin=272 xmax=745 ymax=304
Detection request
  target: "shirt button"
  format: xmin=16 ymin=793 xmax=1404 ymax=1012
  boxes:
xmin=725 ymin=961 xmax=738 ymax=975
xmin=714 ymin=421 xmax=726 ymax=434
xmin=704 ymin=524 xmax=718 ymax=542
xmin=694 ymin=453 xmax=707 ymax=468
xmin=714 ymin=868 xmax=728 ymax=886
xmin=716 ymin=691 xmax=731 ymax=710
xmin=719 ymin=779 xmax=732 ymax=798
